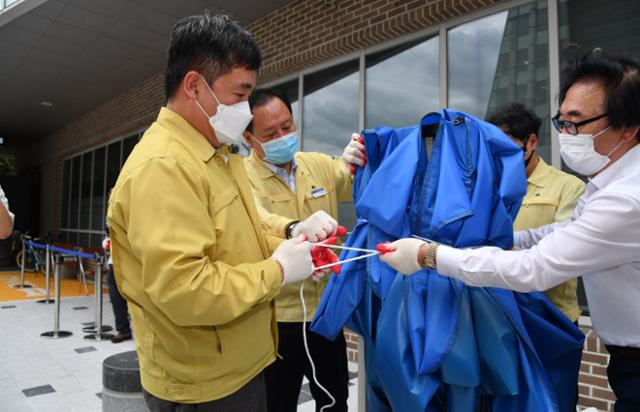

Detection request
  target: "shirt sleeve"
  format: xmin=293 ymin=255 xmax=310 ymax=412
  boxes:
xmin=116 ymin=157 xmax=282 ymax=327
xmin=514 ymin=220 xmax=569 ymax=249
xmin=0 ymin=185 xmax=14 ymax=222
xmin=438 ymin=191 xmax=640 ymax=292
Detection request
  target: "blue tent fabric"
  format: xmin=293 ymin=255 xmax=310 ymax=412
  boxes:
xmin=311 ymin=109 xmax=584 ymax=411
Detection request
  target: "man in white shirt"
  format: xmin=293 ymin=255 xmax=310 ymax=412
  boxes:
xmin=379 ymin=53 xmax=640 ymax=412
xmin=0 ymin=184 xmax=14 ymax=239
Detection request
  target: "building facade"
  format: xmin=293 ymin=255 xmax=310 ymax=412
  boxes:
xmin=9 ymin=0 xmax=640 ymax=409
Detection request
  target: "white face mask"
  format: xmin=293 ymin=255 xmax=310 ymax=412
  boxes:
xmin=194 ymin=76 xmax=253 ymax=146
xmin=559 ymin=126 xmax=623 ymax=176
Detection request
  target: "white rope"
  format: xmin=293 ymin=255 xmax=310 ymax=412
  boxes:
xmin=300 ymin=281 xmax=336 ymax=411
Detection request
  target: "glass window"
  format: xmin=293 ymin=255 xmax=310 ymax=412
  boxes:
xmin=80 ymin=152 xmax=93 ymax=230
xmin=268 ymin=79 xmax=300 ymax=127
xmin=90 ymin=234 xmax=102 ymax=249
xmin=448 ymin=0 xmax=551 ymax=161
xmin=365 ymin=35 xmax=440 ymax=128
xmin=61 ymin=160 xmax=71 ymax=228
xmin=106 ymin=141 xmax=121 ymax=192
xmin=69 ymin=156 xmax=81 ymax=230
xmin=79 ymin=233 xmax=89 ymax=248
xmin=122 ymin=134 xmax=138 ymax=164
xmin=91 ymin=147 xmax=106 ymax=231
xmin=559 ymin=0 xmax=640 ymax=68
xmin=302 ymin=60 xmax=359 ymax=156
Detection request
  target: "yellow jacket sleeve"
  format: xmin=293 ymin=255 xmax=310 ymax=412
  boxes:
xmin=253 ymin=187 xmax=293 ymax=238
xmin=555 ymin=177 xmax=586 ymax=221
xmin=332 ymin=157 xmax=354 ymax=203
xmin=119 ymin=157 xmax=282 ymax=327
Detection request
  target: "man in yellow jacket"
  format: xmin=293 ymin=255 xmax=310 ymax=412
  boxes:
xmin=107 ymin=14 xmax=333 ymax=412
xmin=487 ymin=103 xmax=586 ymax=323
xmin=243 ymin=89 xmax=365 ymax=412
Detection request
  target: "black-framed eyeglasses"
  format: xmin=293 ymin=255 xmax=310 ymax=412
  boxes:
xmin=551 ymin=112 xmax=608 ymax=135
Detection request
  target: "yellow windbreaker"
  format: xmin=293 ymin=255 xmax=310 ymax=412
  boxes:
xmin=244 ymin=150 xmax=352 ymax=322
xmin=108 ymin=107 xmax=283 ymax=403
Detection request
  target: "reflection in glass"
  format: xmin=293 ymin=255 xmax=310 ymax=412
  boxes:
xmin=61 ymin=161 xmax=71 ymax=228
xmin=268 ymin=79 xmax=300 ymax=127
xmin=448 ymin=1 xmax=551 ymax=161
xmin=91 ymin=147 xmax=106 ymax=231
xmin=80 ymin=153 xmax=92 ymax=229
xmin=559 ymin=0 xmax=640 ymax=70
xmin=69 ymin=156 xmax=81 ymax=229
xmin=106 ymin=141 xmax=121 ymax=193
xmin=366 ymin=36 xmax=440 ymax=128
xmin=448 ymin=11 xmax=509 ymax=118
xmin=303 ymin=60 xmax=359 ymax=156
xmin=122 ymin=135 xmax=138 ymax=164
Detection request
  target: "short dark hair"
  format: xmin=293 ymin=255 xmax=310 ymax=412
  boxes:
xmin=487 ymin=102 xmax=541 ymax=143
xmin=246 ymin=89 xmax=293 ymax=133
xmin=164 ymin=13 xmax=261 ymax=100
xmin=560 ymin=52 xmax=640 ymax=140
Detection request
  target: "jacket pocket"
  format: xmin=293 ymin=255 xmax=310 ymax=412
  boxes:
xmin=212 ymin=186 xmax=240 ymax=214
xmin=516 ymin=196 xmax=559 ymax=229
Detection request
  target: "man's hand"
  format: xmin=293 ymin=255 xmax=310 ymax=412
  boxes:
xmin=342 ymin=133 xmax=366 ymax=174
xmin=377 ymin=238 xmax=425 ymax=275
xmin=292 ymin=210 xmax=338 ymax=242
xmin=271 ymin=236 xmax=314 ymax=285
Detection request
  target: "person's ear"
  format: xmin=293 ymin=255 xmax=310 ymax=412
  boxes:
xmin=243 ymin=131 xmax=255 ymax=149
xmin=182 ymin=71 xmax=201 ymax=100
xmin=620 ymin=126 xmax=640 ymax=144
xmin=527 ymin=133 xmax=539 ymax=152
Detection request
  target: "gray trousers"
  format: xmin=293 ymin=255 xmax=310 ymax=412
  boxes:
xmin=143 ymin=373 xmax=266 ymax=412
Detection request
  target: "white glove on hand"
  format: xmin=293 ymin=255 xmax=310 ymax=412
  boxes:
xmin=271 ymin=236 xmax=314 ymax=285
xmin=342 ymin=133 xmax=366 ymax=168
xmin=378 ymin=238 xmax=425 ymax=275
xmin=292 ymin=210 xmax=337 ymax=242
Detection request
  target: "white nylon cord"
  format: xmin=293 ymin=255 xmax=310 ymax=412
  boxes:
xmin=300 ymin=281 xmax=336 ymax=411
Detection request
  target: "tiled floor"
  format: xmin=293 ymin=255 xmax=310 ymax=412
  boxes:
xmin=0 ymin=292 xmax=360 ymax=411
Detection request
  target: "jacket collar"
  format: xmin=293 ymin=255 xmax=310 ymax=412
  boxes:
xmin=526 ymin=157 xmax=552 ymax=188
xmin=156 ymin=107 xmax=225 ymax=162
xmin=247 ymin=149 xmax=298 ymax=180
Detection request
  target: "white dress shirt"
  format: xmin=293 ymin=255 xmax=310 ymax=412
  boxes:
xmin=262 ymin=158 xmax=298 ymax=193
xmin=437 ymin=144 xmax=640 ymax=347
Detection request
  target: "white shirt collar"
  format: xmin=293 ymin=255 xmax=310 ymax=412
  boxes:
xmin=589 ymin=143 xmax=640 ymax=190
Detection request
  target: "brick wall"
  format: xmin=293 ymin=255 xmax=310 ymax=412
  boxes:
xmin=249 ymin=0 xmax=503 ymax=83
xmin=23 ymin=0 xmax=507 ymax=235
xmin=344 ymin=329 xmax=360 ymax=362
xmin=579 ymin=325 xmax=617 ymax=411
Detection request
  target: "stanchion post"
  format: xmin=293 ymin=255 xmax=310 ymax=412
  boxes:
xmin=13 ymin=237 xmax=33 ymax=289
xmin=37 ymin=244 xmax=54 ymax=304
xmin=41 ymin=254 xmax=72 ymax=339
xmin=84 ymin=255 xmax=114 ymax=341
xmin=20 ymin=237 xmax=25 ymax=287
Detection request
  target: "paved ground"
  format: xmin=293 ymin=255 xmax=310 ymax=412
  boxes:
xmin=0 ymin=293 xmax=359 ymax=412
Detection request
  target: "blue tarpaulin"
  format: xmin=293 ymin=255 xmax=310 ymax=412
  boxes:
xmin=311 ymin=109 xmax=584 ymax=411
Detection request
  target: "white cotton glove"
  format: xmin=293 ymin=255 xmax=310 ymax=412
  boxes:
xmin=292 ymin=210 xmax=338 ymax=242
xmin=271 ymin=235 xmax=314 ymax=285
xmin=378 ymin=238 xmax=425 ymax=275
xmin=342 ymin=133 xmax=366 ymax=172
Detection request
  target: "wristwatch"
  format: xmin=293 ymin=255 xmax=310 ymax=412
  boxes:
xmin=421 ymin=242 xmax=439 ymax=269
xmin=284 ymin=220 xmax=300 ymax=239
